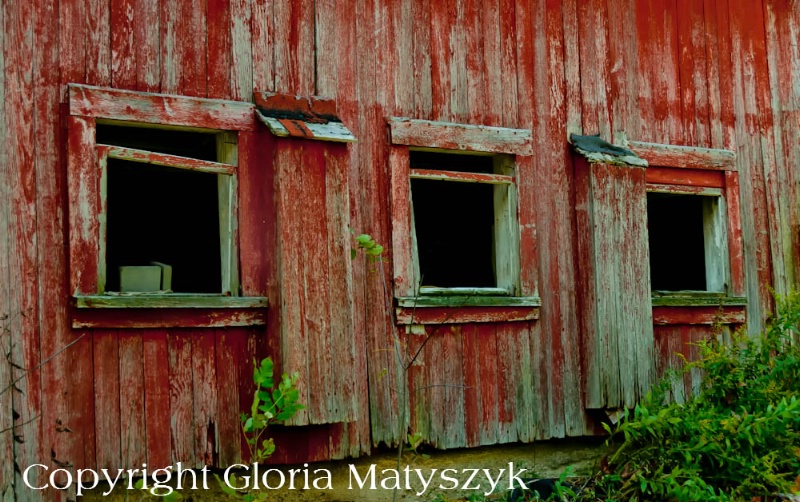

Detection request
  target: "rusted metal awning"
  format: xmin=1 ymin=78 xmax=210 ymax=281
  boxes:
xmin=254 ymin=91 xmax=356 ymax=143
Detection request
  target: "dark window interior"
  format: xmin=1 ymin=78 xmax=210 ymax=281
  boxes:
xmin=105 ymin=159 xmax=221 ymax=294
xmin=410 ymin=151 xmax=496 ymax=288
xmin=101 ymin=125 xmax=222 ymax=293
xmin=647 ymin=192 xmax=706 ymax=291
xmin=97 ymin=124 xmax=218 ymax=161
xmin=410 ymin=150 xmax=494 ymax=174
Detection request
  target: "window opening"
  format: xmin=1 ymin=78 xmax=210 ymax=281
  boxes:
xmin=105 ymin=160 xmax=221 ymax=293
xmin=647 ymin=192 xmax=725 ymax=292
xmin=409 ymin=151 xmax=509 ymax=290
xmin=99 ymin=125 xmax=230 ymax=294
xmin=97 ymin=123 xmax=218 ymax=161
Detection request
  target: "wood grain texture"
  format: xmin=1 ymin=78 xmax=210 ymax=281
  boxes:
xmin=93 ymin=331 xmax=121 ymax=470
xmin=118 ymin=333 xmax=146 ymax=469
xmin=167 ymin=331 xmax=195 ymax=466
xmin=69 ymin=84 xmax=257 ymax=131
xmin=388 ymin=118 xmax=533 ymax=155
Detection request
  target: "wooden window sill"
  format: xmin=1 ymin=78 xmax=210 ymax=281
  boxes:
xmin=650 ymin=292 xmax=747 ymax=307
xmin=651 ymin=293 xmax=747 ymax=326
xmin=395 ymin=296 xmax=540 ymax=324
xmin=71 ymin=295 xmax=268 ymax=329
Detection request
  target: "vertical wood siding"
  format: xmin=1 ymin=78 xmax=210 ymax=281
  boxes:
xmin=0 ymin=2 xmax=799 ymax=498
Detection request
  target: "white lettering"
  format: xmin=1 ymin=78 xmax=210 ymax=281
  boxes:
xmin=507 ymin=462 xmax=528 ymax=490
xmin=439 ymin=468 xmax=459 ymax=490
xmin=462 ymin=468 xmax=481 ymax=491
xmin=224 ymin=464 xmax=249 ymax=490
xmin=414 ymin=468 xmax=437 ymax=496
xmin=348 ymin=464 xmax=376 ymax=489
xmin=312 ymin=469 xmax=332 ymax=490
xmin=75 ymin=469 xmax=99 ymax=496
xmin=22 ymin=464 xmax=48 ymax=490
xmin=483 ymin=468 xmax=505 ymax=496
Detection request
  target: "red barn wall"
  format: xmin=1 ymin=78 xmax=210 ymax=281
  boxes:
xmin=0 ymin=0 xmax=798 ymax=500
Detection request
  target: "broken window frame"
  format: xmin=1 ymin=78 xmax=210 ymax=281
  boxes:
xmin=629 ymin=140 xmax=747 ymax=307
xmin=96 ymin=131 xmax=238 ymax=296
xmin=66 ymin=84 xmax=266 ymax=312
xmin=388 ymin=117 xmax=540 ymax=316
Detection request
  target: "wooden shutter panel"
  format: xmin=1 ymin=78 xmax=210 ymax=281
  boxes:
xmin=576 ymin=158 xmax=655 ymax=410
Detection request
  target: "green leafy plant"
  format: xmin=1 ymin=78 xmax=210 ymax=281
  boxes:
xmin=586 ymin=291 xmax=800 ymax=501
xmin=351 ymin=233 xmax=384 ymax=260
xmin=215 ymin=357 xmax=304 ymax=501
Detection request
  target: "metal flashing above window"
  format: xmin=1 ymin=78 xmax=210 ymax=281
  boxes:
xmin=254 ymin=91 xmax=356 ymax=143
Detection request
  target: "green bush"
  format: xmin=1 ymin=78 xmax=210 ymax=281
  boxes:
xmin=593 ymin=292 xmax=800 ymax=501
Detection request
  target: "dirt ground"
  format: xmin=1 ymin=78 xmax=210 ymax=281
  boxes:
xmin=79 ymin=438 xmax=608 ymax=501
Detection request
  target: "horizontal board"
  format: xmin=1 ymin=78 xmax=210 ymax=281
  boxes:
xmin=74 ymin=294 xmax=267 ymax=308
xmin=71 ymin=307 xmax=267 ymax=328
xmin=646 ymin=183 xmax=723 ymax=196
xmin=652 ymin=306 xmax=746 ymax=325
xmin=646 ymin=166 xmax=725 ymax=188
xmin=256 ymin=111 xmax=356 ymax=143
xmin=69 ymin=83 xmax=257 ymax=131
xmin=396 ymin=296 xmax=541 ymax=307
xmin=388 ymin=117 xmax=533 ymax=155
xmin=410 ymin=168 xmax=513 ymax=184
xmin=102 ymin=145 xmax=235 ymax=175
xmin=629 ymin=140 xmax=736 ymax=170
xmin=650 ymin=294 xmax=747 ymax=306
xmin=395 ymin=305 xmax=539 ymax=324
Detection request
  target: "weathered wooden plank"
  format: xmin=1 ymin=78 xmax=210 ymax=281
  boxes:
xmin=255 ymin=112 xmax=357 ymax=143
xmin=229 ymin=0 xmax=253 ymax=101
xmin=167 ymin=331 xmax=195 ymax=465
xmin=652 ymin=306 xmax=746 ymax=325
xmin=396 ymin=296 xmax=540 ymax=308
xmin=206 ymin=0 xmax=232 ymax=99
xmin=6 ymin=2 xmax=44 ymax=496
xmin=495 ymin=322 xmax=529 ymax=442
xmin=424 ymin=330 xmax=446 ymax=448
xmin=135 ymin=0 xmax=160 ymax=92
xmin=103 ymin=145 xmax=235 ymax=175
xmin=273 ymin=0 xmax=314 ymax=94
xmin=0 ymin=0 xmax=11 ymax=492
xmin=646 ymin=183 xmax=723 ymax=196
xmin=301 ymin=142 xmax=333 ymax=424
xmin=59 ymin=0 xmax=86 ymax=92
xmin=461 ymin=324 xmax=481 ymax=447
xmin=389 ymin=148 xmax=415 ymax=297
xmin=192 ymin=331 xmax=217 ymax=467
xmin=396 ymin=306 xmax=539 ymax=324
xmin=645 ymin=166 xmax=725 ymax=188
xmin=86 ymin=0 xmax=111 ymax=86
xmin=71 ymin=308 xmax=267 ymax=329
xmin=159 ymin=0 xmax=181 ymax=94
xmin=728 ymin=0 xmax=774 ymax=332
xmin=68 ymin=84 xmax=257 ymax=131
xmin=142 ymin=330 xmax=170 ymax=468
xmin=629 ymin=141 xmax=736 ymax=170
xmin=442 ymin=323 xmax=465 ymax=448
xmin=238 ymin=130 xmax=269 ymax=297
xmin=93 ymin=332 xmax=121 ymax=470
xmin=215 ymin=329 xmax=243 ymax=466
xmin=67 ymin=116 xmax=99 ymax=296
xmin=275 ymin=140 xmax=309 ymax=425
xmin=31 ymin=0 xmax=69 ymax=494
xmin=325 ymin=147 xmax=357 ymax=423
xmin=576 ymin=0 xmax=613 ymax=137
xmin=74 ymin=295 xmax=267 ymax=309
xmin=118 ymin=333 xmax=146 ymax=469
xmin=251 ymin=0 xmax=273 ymax=92
xmin=410 ymin=168 xmax=512 ymax=184
xmin=388 ymin=117 xmax=533 ymax=155
xmin=725 ymin=171 xmax=747 ymax=296
xmin=111 ymin=0 xmax=136 ymax=89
